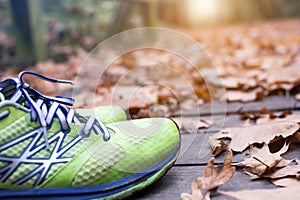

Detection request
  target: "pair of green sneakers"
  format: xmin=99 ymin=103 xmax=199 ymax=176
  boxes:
xmin=0 ymin=71 xmax=180 ymax=199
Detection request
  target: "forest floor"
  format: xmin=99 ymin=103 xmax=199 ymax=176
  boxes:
xmin=1 ymin=18 xmax=300 ymax=199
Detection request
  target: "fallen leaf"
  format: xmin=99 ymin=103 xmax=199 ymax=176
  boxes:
xmin=279 ymin=110 xmax=293 ymax=118
xmin=211 ymin=139 xmax=228 ymax=157
xmin=264 ymin=164 xmax=300 ymax=179
xmin=171 ymin=117 xmax=199 ymax=133
xmin=272 ymin=178 xmax=300 ymax=187
xmin=260 ymin=109 xmax=292 ymax=120
xmin=250 ymin=143 xmax=289 ymax=168
xmin=169 ymin=117 xmax=209 ymax=133
xmin=225 ymin=88 xmax=264 ymax=102
xmin=291 ymin=132 xmax=300 ymax=143
xmin=181 ymin=191 xmax=210 ymax=200
xmin=218 ymin=122 xmax=299 ymax=152
xmin=241 ymin=119 xmax=252 ymax=127
xmin=256 ymin=113 xmax=300 ymax=124
xmin=198 ymin=119 xmax=213 ymax=129
xmin=181 ymin=151 xmax=235 ymax=200
xmin=239 ymin=143 xmax=292 ymax=177
xmin=268 ymin=83 xmax=294 ymax=94
xmin=242 ymin=158 xmax=267 ymax=177
xmin=221 ymin=77 xmax=257 ymax=89
xmin=238 ymin=112 xmax=261 ymax=120
xmin=207 ymin=135 xmax=228 ymax=156
xmin=180 ymin=99 xmax=201 ymax=110
xmin=149 ymin=104 xmax=169 ymax=117
xmin=220 ymin=186 xmax=299 ymax=200
xmin=260 ymin=107 xmax=270 ymax=114
xmin=262 ymin=62 xmax=300 ymax=85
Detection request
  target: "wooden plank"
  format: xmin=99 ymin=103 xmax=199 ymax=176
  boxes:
xmin=293 ymin=98 xmax=300 ymax=110
xmin=200 ymin=114 xmax=245 ymax=132
xmin=174 ymin=96 xmax=298 ymax=117
xmin=176 ymin=133 xmax=212 ymax=165
xmin=240 ymin=96 xmax=298 ymax=113
xmin=130 ymin=96 xmax=300 ymax=199
xmin=176 ymin=134 xmax=247 ymax=165
xmin=130 ymin=134 xmax=300 ymax=199
xmin=176 ymin=134 xmax=300 ymax=165
xmin=128 ymin=166 xmax=277 ymax=200
xmin=175 ymin=113 xmax=247 ymax=135
xmin=178 ymin=109 xmax=300 ymax=134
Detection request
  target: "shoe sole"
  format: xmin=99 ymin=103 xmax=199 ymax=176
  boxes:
xmin=0 ymin=147 xmax=180 ymax=200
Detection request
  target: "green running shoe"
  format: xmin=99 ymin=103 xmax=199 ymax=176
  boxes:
xmin=77 ymin=105 xmax=127 ymax=124
xmin=0 ymin=71 xmax=180 ymax=199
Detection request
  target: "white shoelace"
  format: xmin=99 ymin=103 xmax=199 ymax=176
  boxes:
xmin=0 ymin=71 xmax=110 ymax=150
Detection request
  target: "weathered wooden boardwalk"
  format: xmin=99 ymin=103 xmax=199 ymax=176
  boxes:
xmin=129 ymin=95 xmax=300 ymax=199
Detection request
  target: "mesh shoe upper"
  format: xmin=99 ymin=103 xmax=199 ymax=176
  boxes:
xmin=0 ymin=71 xmax=180 ymax=194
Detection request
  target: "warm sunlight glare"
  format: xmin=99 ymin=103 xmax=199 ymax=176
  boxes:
xmin=187 ymin=0 xmax=219 ymax=24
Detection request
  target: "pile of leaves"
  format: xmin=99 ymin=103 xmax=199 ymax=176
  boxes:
xmin=181 ymin=111 xmax=300 ymax=199
xmin=183 ymin=18 xmax=300 ymax=102
xmin=1 ymin=18 xmax=300 ymax=118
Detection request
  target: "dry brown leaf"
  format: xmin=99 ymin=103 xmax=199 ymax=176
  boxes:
xmin=258 ymin=109 xmax=292 ymax=120
xmin=198 ymin=119 xmax=213 ymax=129
xmin=275 ymin=159 xmax=294 ymax=168
xmin=211 ymin=140 xmax=228 ymax=157
xmin=238 ymin=112 xmax=261 ymax=120
xmin=221 ymin=77 xmax=257 ymax=89
xmin=260 ymin=107 xmax=270 ymax=114
xmin=149 ymin=105 xmax=169 ymax=117
xmin=218 ymin=122 xmax=299 ymax=152
xmin=180 ymin=99 xmax=203 ymax=110
xmin=181 ymin=191 xmax=210 ymax=200
xmin=225 ymin=88 xmax=264 ymax=102
xmin=292 ymin=132 xmax=300 ymax=143
xmin=268 ymin=82 xmax=294 ymax=94
xmin=220 ymin=186 xmax=299 ymax=200
xmin=172 ymin=117 xmax=212 ymax=133
xmin=259 ymin=55 xmax=292 ymax=71
xmin=171 ymin=117 xmax=199 ymax=133
xmin=250 ymin=143 xmax=289 ymax=168
xmin=279 ymin=110 xmax=293 ymax=118
xmin=241 ymin=119 xmax=252 ymax=127
xmin=264 ymin=165 xmax=300 ymax=179
xmin=242 ymin=158 xmax=267 ymax=177
xmin=207 ymin=135 xmax=228 ymax=156
xmin=181 ymin=151 xmax=235 ymax=200
xmin=239 ymin=143 xmax=292 ymax=177
xmin=272 ymin=178 xmax=300 ymax=187
xmin=261 ymin=62 xmax=300 ymax=85
xmin=256 ymin=113 xmax=300 ymax=124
